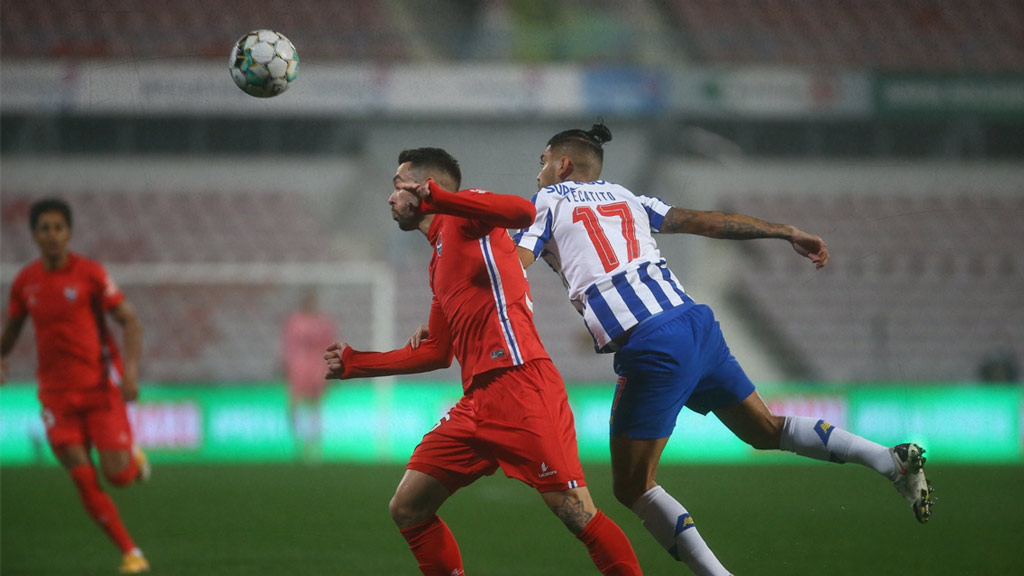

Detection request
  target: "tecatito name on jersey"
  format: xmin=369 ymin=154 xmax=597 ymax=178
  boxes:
xmin=7 ymin=253 xmax=125 ymax=392
xmin=515 ymin=180 xmax=693 ymax=351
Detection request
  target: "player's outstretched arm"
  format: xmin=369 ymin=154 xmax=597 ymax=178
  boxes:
xmin=660 ymin=207 xmax=829 ymax=269
xmin=326 ymin=302 xmax=455 ymax=380
xmin=0 ymin=314 xmax=27 ymax=385
xmin=403 ymin=179 xmax=536 ymax=229
xmin=110 ymin=300 xmax=143 ymax=401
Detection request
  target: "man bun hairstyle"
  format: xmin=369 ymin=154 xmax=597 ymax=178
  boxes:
xmin=29 ymin=197 xmax=73 ymax=231
xmin=547 ymin=121 xmax=613 ymax=162
xmin=398 ymin=147 xmax=462 ymax=190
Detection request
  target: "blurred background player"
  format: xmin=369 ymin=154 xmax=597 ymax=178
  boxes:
xmin=0 ymin=198 xmax=150 ymax=574
xmin=512 ymin=124 xmax=933 ymax=575
xmin=325 ymin=148 xmax=642 ymax=575
xmin=279 ymin=289 xmax=337 ymax=462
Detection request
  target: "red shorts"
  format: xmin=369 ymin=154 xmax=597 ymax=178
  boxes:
xmin=407 ymin=358 xmax=586 ymax=494
xmin=39 ymin=386 xmax=134 ymax=452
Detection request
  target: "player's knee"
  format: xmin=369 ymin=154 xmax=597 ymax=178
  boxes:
xmin=745 ymin=416 xmax=784 ymax=451
xmin=104 ymin=465 xmax=136 ymax=487
xmin=611 ymin=477 xmax=646 ymax=509
xmin=389 ymin=494 xmax=430 ymax=529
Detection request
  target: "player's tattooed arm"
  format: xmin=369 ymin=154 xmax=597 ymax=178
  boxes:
xmin=661 ymin=206 xmax=830 ymax=269
xmin=660 ymin=207 xmax=793 ymax=240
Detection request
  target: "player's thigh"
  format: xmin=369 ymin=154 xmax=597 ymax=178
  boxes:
xmin=474 ymin=360 xmax=586 ymax=492
xmin=611 ymin=328 xmax=701 ymax=439
xmin=406 ymin=399 xmax=499 ymax=495
xmin=684 ymin=308 xmax=757 ymax=415
xmin=39 ymin=395 xmax=90 ymax=464
xmin=87 ymin=392 xmax=135 ymax=476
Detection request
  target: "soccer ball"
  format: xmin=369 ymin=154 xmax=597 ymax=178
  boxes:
xmin=229 ymin=30 xmax=299 ymax=98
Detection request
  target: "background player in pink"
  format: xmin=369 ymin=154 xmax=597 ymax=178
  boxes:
xmin=324 ymin=148 xmax=642 ymax=575
xmin=0 ymin=198 xmax=150 ymax=574
xmin=279 ymin=289 xmax=337 ymax=461
xmin=513 ymin=124 xmax=934 ymax=575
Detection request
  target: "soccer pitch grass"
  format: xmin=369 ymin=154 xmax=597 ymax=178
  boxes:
xmin=3 ymin=463 xmax=1021 ymax=575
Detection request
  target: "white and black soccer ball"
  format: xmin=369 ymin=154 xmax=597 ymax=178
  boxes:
xmin=229 ymin=29 xmax=299 ymax=98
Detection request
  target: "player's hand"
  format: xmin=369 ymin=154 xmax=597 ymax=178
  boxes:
xmin=397 ymin=178 xmax=434 ymax=203
xmin=406 ymin=324 xmax=429 ymax=349
xmin=324 ymin=341 xmax=350 ymax=380
xmin=121 ymin=374 xmax=140 ymax=402
xmin=790 ymin=228 xmax=830 ymax=269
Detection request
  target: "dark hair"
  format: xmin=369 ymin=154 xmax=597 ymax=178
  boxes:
xmin=398 ymin=147 xmax=462 ymax=190
xmin=29 ymin=197 xmax=72 ymax=231
xmin=546 ymin=122 xmax=613 ymax=162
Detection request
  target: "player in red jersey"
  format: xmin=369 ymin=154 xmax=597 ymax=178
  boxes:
xmin=324 ymin=148 xmax=642 ymax=575
xmin=0 ymin=198 xmax=150 ymax=574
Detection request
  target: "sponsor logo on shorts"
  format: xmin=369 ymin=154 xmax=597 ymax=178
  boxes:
xmin=490 ymin=349 xmax=506 ymax=359
xmin=539 ymin=461 xmax=558 ymax=478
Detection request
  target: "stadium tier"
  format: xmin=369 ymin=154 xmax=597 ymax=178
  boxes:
xmin=3 ymin=0 xmax=1021 ymax=69
xmin=719 ymin=190 xmax=1024 ymax=382
xmin=667 ymin=0 xmax=1024 ymax=71
xmin=1 ymin=189 xmax=331 ymax=263
xmin=0 ymin=0 xmax=406 ymax=61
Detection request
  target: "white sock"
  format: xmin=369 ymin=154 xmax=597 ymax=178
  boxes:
xmin=631 ymin=486 xmax=732 ymax=576
xmin=780 ymin=416 xmax=899 ymax=481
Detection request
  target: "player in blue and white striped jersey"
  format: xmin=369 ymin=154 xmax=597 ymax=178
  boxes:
xmin=513 ymin=123 xmax=934 ymax=575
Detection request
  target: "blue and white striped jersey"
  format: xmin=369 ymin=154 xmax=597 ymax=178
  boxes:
xmin=515 ymin=180 xmax=693 ymax=351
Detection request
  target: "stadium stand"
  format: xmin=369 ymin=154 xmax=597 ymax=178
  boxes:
xmin=0 ymin=189 xmax=359 ymax=382
xmin=0 ymin=0 xmax=408 ymax=61
xmin=3 ymin=0 xmax=1021 ymax=69
xmin=718 ymin=190 xmax=1024 ymax=382
xmin=666 ymin=0 xmax=1024 ymax=71
xmin=0 ymin=189 xmax=331 ymax=263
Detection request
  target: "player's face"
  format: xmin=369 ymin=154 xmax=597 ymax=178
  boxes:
xmin=32 ymin=211 xmax=71 ymax=261
xmin=390 ymin=162 xmax=424 ymax=231
xmin=537 ymin=146 xmax=560 ymax=190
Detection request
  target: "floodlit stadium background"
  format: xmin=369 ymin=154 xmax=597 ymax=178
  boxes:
xmin=2 ymin=0 xmax=1023 ymax=466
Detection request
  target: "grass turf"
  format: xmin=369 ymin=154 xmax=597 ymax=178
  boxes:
xmin=2 ymin=463 xmax=1021 ymax=575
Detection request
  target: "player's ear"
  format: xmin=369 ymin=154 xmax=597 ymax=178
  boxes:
xmin=557 ymin=156 xmax=574 ymax=181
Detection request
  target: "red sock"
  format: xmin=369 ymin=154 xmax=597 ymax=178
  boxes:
xmin=399 ymin=515 xmax=464 ymax=576
xmin=69 ymin=465 xmax=136 ymax=553
xmin=577 ymin=510 xmax=643 ymax=576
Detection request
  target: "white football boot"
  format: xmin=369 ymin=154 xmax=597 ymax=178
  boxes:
xmin=890 ymin=443 xmax=933 ymax=523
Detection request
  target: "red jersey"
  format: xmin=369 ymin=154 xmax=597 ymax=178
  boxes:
xmin=7 ymin=252 xmax=125 ymax=392
xmin=341 ymin=184 xmax=550 ymax=390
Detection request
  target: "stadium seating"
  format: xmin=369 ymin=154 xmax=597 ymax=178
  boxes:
xmin=718 ymin=191 xmax=1024 ymax=382
xmin=0 ymin=188 xmax=351 ymax=383
xmin=0 ymin=0 xmax=408 ymax=61
xmin=0 ymin=189 xmax=331 ymax=263
xmin=666 ymin=0 xmax=1024 ymax=71
xmin=4 ymin=0 xmax=1021 ymax=70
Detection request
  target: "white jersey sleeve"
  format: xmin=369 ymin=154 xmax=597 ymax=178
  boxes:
xmin=515 ymin=180 xmax=692 ymax=351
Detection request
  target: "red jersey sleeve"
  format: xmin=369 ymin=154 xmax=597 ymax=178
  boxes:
xmin=94 ymin=262 xmax=125 ymax=310
xmin=339 ymin=297 xmax=454 ymax=379
xmin=420 ymin=181 xmax=536 ymax=231
xmin=7 ymin=269 xmax=27 ymax=319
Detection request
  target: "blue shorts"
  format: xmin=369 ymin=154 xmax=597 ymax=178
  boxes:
xmin=610 ymin=303 xmax=756 ymax=439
